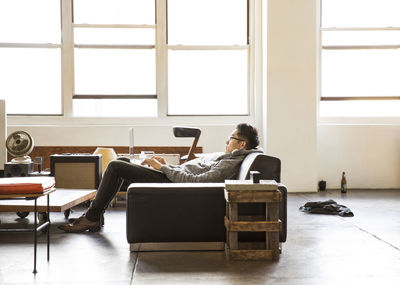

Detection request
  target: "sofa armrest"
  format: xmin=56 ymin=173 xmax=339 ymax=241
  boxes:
xmin=278 ymin=183 xmax=287 ymax=242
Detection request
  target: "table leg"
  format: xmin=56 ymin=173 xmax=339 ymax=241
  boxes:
xmin=265 ymin=202 xmax=269 ymax=250
xmin=47 ymin=194 xmax=50 ymax=261
xmin=228 ymin=203 xmax=238 ymax=250
xmin=33 ymin=198 xmax=38 ymax=274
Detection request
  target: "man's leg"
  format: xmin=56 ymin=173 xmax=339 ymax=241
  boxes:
xmin=85 ymin=159 xmax=170 ymax=221
xmin=58 ymin=159 xmax=170 ymax=232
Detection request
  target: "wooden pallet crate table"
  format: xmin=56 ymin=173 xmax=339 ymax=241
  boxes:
xmin=224 ymin=179 xmax=281 ymax=261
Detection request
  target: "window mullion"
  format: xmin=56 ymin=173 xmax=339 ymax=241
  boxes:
xmin=73 ymin=24 xmax=156 ymax=29
xmin=61 ymin=0 xmax=74 ymax=117
xmin=321 ymin=96 xmax=400 ymax=101
xmin=73 ymin=95 xmax=157 ymax=99
xmin=0 ymin=43 xmax=61 ymax=48
xmin=156 ymin=0 xmax=168 ymax=118
xmin=322 ymin=45 xmax=400 ymax=50
xmin=321 ymin=27 xmax=400 ymax=31
xmin=74 ymin=44 xmax=155 ymax=49
xmin=167 ymin=45 xmax=248 ymax=50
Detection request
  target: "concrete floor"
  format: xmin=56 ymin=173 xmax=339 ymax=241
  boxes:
xmin=1 ymin=189 xmax=400 ymax=284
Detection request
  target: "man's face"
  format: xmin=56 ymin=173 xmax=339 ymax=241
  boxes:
xmin=225 ymin=129 xmax=247 ymax=153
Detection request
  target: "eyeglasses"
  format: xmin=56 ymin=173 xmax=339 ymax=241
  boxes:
xmin=228 ymin=136 xmax=245 ymax=142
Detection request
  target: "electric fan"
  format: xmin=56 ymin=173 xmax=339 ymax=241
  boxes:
xmin=6 ymin=130 xmax=34 ymax=164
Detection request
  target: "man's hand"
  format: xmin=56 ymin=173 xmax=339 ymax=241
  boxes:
xmin=153 ymin=156 xmax=167 ymax=164
xmin=141 ymin=156 xmax=166 ymax=171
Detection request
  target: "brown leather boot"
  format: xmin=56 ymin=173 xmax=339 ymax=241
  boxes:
xmin=68 ymin=214 xmax=104 ymax=226
xmin=58 ymin=215 xmax=102 ymax=233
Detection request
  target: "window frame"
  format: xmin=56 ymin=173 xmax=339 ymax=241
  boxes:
xmin=4 ymin=0 xmax=262 ymax=127
xmin=319 ymin=0 xmax=400 ymax=120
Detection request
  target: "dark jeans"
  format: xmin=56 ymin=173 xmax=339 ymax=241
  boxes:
xmin=85 ymin=158 xmax=171 ymax=221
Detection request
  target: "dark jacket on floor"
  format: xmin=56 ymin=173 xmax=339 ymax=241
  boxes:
xmin=299 ymin=199 xmax=354 ymax=217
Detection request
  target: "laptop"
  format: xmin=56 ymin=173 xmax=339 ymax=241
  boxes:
xmin=129 ymin=128 xmax=162 ymax=173
xmin=129 ymin=158 xmax=163 ymax=173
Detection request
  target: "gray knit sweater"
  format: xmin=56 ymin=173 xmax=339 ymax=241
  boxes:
xmin=160 ymin=148 xmax=263 ymax=183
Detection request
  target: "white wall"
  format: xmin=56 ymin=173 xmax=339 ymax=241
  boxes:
xmin=318 ymin=124 xmax=400 ymax=189
xmin=266 ymin=0 xmax=319 ymax=191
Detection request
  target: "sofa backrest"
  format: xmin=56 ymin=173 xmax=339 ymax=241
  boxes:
xmin=238 ymin=153 xmax=281 ymax=183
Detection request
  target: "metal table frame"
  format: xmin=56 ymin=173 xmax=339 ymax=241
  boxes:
xmin=0 ymin=188 xmax=55 ymax=273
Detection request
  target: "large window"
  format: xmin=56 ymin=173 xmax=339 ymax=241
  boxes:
xmin=0 ymin=0 xmax=62 ymax=115
xmin=167 ymin=0 xmax=248 ymax=115
xmin=72 ymin=0 xmax=157 ymax=117
xmin=320 ymin=0 xmax=400 ymax=117
xmin=0 ymin=0 xmax=255 ymax=118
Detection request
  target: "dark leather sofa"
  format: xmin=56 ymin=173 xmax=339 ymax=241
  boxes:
xmin=126 ymin=152 xmax=287 ymax=251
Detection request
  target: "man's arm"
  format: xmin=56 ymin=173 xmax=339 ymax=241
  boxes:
xmin=160 ymin=158 xmax=242 ymax=183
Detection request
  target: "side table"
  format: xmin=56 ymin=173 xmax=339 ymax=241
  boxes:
xmin=0 ymin=188 xmax=55 ymax=273
xmin=224 ymin=180 xmax=281 ymax=261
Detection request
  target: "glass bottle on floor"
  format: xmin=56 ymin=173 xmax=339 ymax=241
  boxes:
xmin=341 ymin=172 xmax=347 ymax=193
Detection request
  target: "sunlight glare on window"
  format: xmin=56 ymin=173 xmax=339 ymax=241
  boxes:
xmin=0 ymin=48 xmax=61 ymax=114
xmin=74 ymin=49 xmax=156 ymax=95
xmin=74 ymin=28 xmax=155 ymax=45
xmin=168 ymin=0 xmax=247 ymax=45
xmin=322 ymin=31 xmax=400 ymax=46
xmin=73 ymin=99 xmax=157 ymax=117
xmin=73 ymin=0 xmax=155 ymax=25
xmin=322 ymin=50 xmax=400 ymax=98
xmin=168 ymin=50 xmax=248 ymax=115
xmin=320 ymin=101 xmax=400 ymax=117
xmin=0 ymin=0 xmax=60 ymax=43
xmin=322 ymin=0 xmax=400 ymax=28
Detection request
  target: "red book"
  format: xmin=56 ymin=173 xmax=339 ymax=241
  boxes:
xmin=0 ymin=177 xmax=55 ymax=194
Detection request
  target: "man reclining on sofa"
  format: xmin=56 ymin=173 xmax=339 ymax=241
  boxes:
xmin=59 ymin=123 xmax=262 ymax=233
